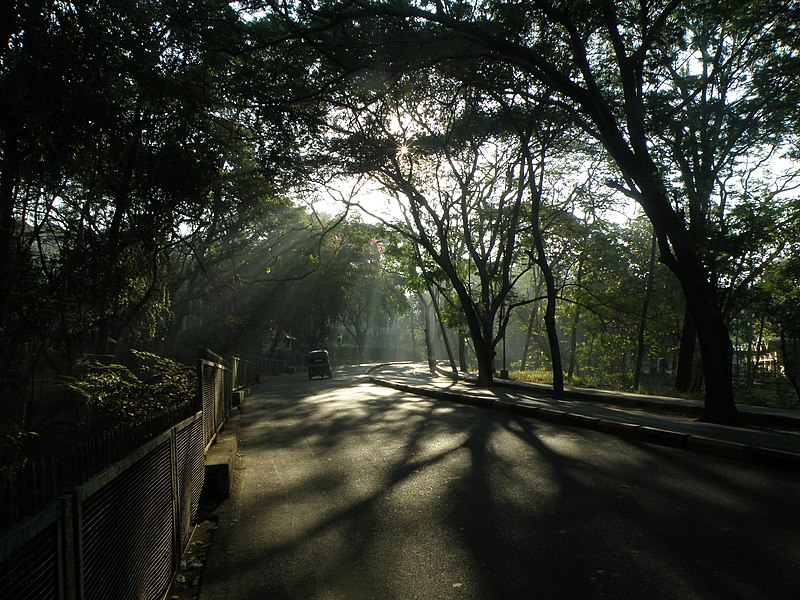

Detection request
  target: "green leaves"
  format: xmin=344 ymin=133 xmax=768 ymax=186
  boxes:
xmin=63 ymin=350 xmax=195 ymax=422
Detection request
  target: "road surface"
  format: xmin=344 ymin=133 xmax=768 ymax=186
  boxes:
xmin=199 ymin=366 xmax=800 ymax=599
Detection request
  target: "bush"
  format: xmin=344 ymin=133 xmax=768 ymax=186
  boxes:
xmin=507 ymin=370 xmax=553 ymax=385
xmin=64 ymin=350 xmax=196 ymax=422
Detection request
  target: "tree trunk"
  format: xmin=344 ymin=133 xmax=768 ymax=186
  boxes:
xmin=427 ymin=285 xmax=457 ymax=374
xmin=430 ymin=261 xmax=493 ymax=384
xmin=356 ymin=330 xmax=366 ymax=364
xmin=633 ymin=232 xmax=657 ymax=391
xmin=0 ymin=124 xmax=20 ymax=328
xmin=542 ymin=270 xmax=564 ymax=397
xmin=780 ymin=329 xmax=800 ymax=402
xmin=473 ymin=320 xmax=496 ymax=386
xmin=684 ymin=284 xmax=737 ymax=423
xmin=521 ymin=306 xmax=536 ymax=371
xmin=675 ymin=306 xmax=696 ymax=392
xmin=455 ymin=281 xmax=496 ymax=386
xmin=418 ymin=293 xmax=436 ymax=374
xmin=527 ymin=150 xmax=564 ymax=397
xmin=566 ymin=269 xmax=582 ymax=383
xmin=531 ymin=215 xmax=564 ymax=396
xmin=749 ymin=316 xmax=766 ymax=387
xmin=458 ymin=332 xmax=468 ymax=372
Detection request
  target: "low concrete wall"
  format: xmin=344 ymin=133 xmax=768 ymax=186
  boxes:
xmin=203 ymin=411 xmax=241 ymax=504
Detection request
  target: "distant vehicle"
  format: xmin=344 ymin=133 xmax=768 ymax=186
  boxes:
xmin=307 ymin=350 xmax=333 ymax=380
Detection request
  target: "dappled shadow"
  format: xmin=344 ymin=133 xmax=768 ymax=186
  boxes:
xmin=200 ymin=368 xmax=800 ymax=599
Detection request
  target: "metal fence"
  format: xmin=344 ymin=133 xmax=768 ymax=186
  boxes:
xmin=229 ymin=354 xmax=252 ymax=391
xmin=0 ymin=351 xmax=248 ymax=600
xmin=200 ymin=358 xmax=230 ymax=451
xmin=248 ymin=351 xmax=306 ymax=376
xmin=1 ymin=403 xmax=199 ymax=530
xmin=0 ymin=413 xmax=203 ymax=600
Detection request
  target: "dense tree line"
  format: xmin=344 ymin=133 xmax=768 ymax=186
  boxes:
xmin=257 ymin=0 xmax=800 ymax=423
xmin=0 ymin=1 xmax=399 ymax=437
xmin=1 ymin=0 xmax=798 ymax=442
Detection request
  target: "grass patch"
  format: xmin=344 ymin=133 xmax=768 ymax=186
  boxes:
xmin=506 ymin=370 xmax=799 ymax=409
xmin=505 ymin=370 xmax=701 ymax=400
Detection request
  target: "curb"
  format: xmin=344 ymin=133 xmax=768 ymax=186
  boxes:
xmin=370 ymin=375 xmax=800 ymax=468
xmin=202 ymin=409 xmax=242 ymax=503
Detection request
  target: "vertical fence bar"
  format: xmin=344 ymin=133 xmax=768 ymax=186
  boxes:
xmin=0 ymin=503 xmax=62 ymax=600
xmin=1 ymin=348 xmax=246 ymax=600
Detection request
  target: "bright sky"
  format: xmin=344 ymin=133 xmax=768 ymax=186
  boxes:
xmin=312 ymin=172 xmax=643 ymax=230
xmin=312 ymin=176 xmax=402 ymax=224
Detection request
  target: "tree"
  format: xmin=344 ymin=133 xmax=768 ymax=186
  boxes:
xmin=331 ymin=74 xmax=533 ymax=385
xmin=644 ymin=4 xmax=800 ymax=393
xmin=0 ymin=0 xmax=326 ymax=428
xmin=329 ymin=219 xmax=408 ymax=362
xmin=760 ymin=255 xmax=800 ymax=402
xmin=518 ymin=114 xmax=571 ymax=397
xmin=382 ymin=230 xmax=461 ymax=373
xmin=271 ymin=0 xmax=800 ymax=423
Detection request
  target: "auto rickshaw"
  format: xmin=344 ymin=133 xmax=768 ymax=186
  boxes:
xmin=307 ymin=349 xmax=333 ymax=379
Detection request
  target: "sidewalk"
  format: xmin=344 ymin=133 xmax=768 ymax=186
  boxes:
xmin=369 ymin=364 xmax=800 ymax=468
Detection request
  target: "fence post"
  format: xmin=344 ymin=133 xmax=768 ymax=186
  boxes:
xmin=169 ymin=425 xmax=181 ymax=573
xmin=60 ymin=494 xmax=78 ymax=600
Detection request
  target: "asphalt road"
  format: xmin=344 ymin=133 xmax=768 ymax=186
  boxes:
xmin=199 ymin=367 xmax=800 ymax=600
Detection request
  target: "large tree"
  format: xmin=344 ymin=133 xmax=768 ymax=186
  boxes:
xmin=0 ymin=0 xmax=324 ymax=427
xmin=642 ymin=3 xmax=800 ymax=392
xmin=332 ymin=75 xmax=534 ymax=385
xmin=333 ymin=220 xmax=409 ymax=362
xmin=760 ymin=256 xmax=800 ymax=402
xmin=264 ymin=0 xmax=800 ymax=423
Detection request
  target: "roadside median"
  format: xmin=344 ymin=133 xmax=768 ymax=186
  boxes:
xmin=369 ymin=364 xmax=800 ymax=469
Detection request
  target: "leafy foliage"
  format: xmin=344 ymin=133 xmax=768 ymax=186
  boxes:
xmin=2 ymin=0 xmax=799 ymax=433
xmin=64 ymin=350 xmax=195 ymax=422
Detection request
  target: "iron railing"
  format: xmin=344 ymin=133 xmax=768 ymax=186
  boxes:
xmin=0 ymin=350 xmax=254 ymax=600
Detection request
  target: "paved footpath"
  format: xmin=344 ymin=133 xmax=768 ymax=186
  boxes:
xmin=370 ymin=363 xmax=800 ymax=467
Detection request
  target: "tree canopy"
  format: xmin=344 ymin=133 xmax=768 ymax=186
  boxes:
xmin=1 ymin=0 xmax=798 ymax=436
xmin=254 ymin=0 xmax=800 ymax=423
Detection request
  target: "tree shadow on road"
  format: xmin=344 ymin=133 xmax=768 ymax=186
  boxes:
xmin=199 ymin=373 xmax=800 ymax=600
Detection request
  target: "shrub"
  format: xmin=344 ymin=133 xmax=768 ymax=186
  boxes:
xmin=64 ymin=350 xmax=196 ymax=422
